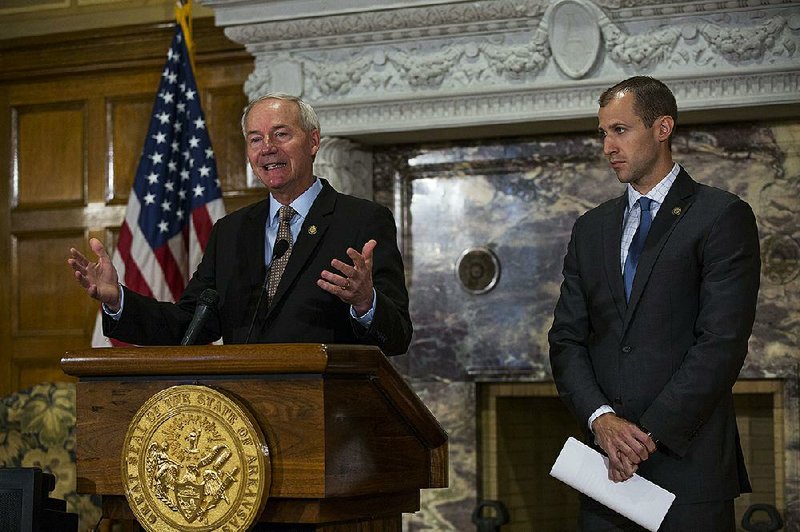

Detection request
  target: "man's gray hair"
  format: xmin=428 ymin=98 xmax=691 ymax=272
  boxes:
xmin=240 ymin=93 xmax=321 ymax=136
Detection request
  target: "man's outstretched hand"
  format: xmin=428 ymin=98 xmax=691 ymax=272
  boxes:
xmin=67 ymin=238 xmax=122 ymax=312
xmin=317 ymin=239 xmax=376 ymax=316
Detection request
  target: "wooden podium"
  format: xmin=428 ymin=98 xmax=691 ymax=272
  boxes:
xmin=61 ymin=344 xmax=448 ymax=530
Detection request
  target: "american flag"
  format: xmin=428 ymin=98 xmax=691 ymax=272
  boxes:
xmin=92 ymin=23 xmax=225 ymax=347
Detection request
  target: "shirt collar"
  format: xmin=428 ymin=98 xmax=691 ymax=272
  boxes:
xmin=626 ymin=163 xmax=680 ymax=209
xmin=268 ymin=177 xmax=323 ymax=225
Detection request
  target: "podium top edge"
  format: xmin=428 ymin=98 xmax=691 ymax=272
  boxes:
xmin=61 ymin=343 xmax=385 ymax=378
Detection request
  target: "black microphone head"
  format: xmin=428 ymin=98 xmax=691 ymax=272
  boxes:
xmin=182 ymin=288 xmax=219 ymax=345
xmin=273 ymin=239 xmax=290 ymax=260
xmin=199 ymin=288 xmax=219 ymax=307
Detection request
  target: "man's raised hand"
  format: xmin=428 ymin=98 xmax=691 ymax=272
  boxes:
xmin=67 ymin=238 xmax=122 ymax=312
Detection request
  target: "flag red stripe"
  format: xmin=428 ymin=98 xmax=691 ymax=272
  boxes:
xmin=154 ymin=243 xmax=187 ymax=303
xmin=117 ymin=221 xmax=154 ymax=298
xmin=192 ymin=205 xmax=214 ymax=245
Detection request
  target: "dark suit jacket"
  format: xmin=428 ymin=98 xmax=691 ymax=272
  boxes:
xmin=104 ymin=179 xmax=413 ymax=356
xmin=549 ymin=168 xmax=760 ymax=504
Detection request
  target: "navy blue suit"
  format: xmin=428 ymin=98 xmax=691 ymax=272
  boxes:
xmin=549 ymin=168 xmax=760 ymax=508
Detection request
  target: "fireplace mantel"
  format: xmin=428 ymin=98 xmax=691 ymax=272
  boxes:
xmin=200 ymin=0 xmax=799 ymax=139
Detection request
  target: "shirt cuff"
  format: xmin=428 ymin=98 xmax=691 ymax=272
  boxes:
xmin=350 ymin=289 xmax=376 ymax=328
xmin=102 ymin=284 xmax=125 ymax=321
xmin=588 ymin=404 xmax=615 ymax=433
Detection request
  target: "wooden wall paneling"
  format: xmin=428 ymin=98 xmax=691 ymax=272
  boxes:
xmin=13 ymin=101 xmax=87 ymax=208
xmin=0 ymin=18 xmax=241 ymax=84
xmin=10 ymin=229 xmax=95 ymax=391
xmin=12 ymin=230 xmax=91 ymax=336
xmin=0 ymin=85 xmax=12 ymax=395
xmin=0 ymin=1 xmax=70 ymax=17
xmin=4 ymin=75 xmax=122 ymax=394
xmin=204 ymin=83 xmax=249 ymax=193
xmin=103 ymin=226 xmax=121 ymax=262
xmin=87 ymin=95 xmax=107 ymax=205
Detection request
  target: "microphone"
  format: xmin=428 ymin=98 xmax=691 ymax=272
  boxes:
xmin=244 ymin=239 xmax=290 ymax=344
xmin=181 ymin=288 xmax=219 ymax=346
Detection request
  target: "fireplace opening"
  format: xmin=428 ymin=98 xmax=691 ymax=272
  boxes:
xmin=479 ymin=380 xmax=783 ymax=531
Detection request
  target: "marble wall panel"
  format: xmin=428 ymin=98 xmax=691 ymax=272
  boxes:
xmin=403 ymin=381 xmax=477 ymax=532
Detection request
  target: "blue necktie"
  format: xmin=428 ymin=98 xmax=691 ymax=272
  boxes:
xmin=623 ymin=197 xmax=654 ymax=301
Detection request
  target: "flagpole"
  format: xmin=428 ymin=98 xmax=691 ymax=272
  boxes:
xmin=175 ymin=0 xmax=195 ymax=70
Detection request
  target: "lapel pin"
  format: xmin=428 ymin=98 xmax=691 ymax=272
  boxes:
xmin=672 ymin=207 xmax=682 ymax=216
xmin=308 ymin=225 xmax=317 ymax=235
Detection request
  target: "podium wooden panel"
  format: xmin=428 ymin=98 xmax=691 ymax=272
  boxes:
xmin=61 ymin=344 xmax=448 ymax=530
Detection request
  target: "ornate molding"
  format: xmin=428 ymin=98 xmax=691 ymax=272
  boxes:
xmin=200 ymin=0 xmax=800 ymax=137
xmin=223 ymin=0 xmax=544 ymax=51
xmin=312 ymin=70 xmax=800 ymax=136
xmin=600 ymin=19 xmax=681 ymax=70
xmin=481 ymin=26 xmax=551 ymax=79
xmin=599 ymin=0 xmax=798 ymax=20
xmin=699 ymin=17 xmax=791 ymax=62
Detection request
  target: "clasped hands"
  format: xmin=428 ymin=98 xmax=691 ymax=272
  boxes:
xmin=592 ymin=413 xmax=657 ymax=483
xmin=317 ymin=239 xmax=377 ymax=317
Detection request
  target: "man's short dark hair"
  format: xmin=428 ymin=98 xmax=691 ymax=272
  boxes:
xmin=598 ymin=76 xmax=678 ymax=129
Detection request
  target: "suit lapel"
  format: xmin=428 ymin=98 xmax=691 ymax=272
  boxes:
xmin=266 ymin=179 xmax=336 ymax=315
xmin=623 ymin=169 xmax=696 ymax=328
xmin=241 ymin=200 xmax=270 ymax=288
xmin=603 ymin=194 xmax=628 ymax=322
xmin=236 ymin=200 xmax=270 ymax=342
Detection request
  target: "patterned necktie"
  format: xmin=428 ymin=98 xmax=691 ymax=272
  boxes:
xmin=267 ymin=205 xmax=295 ymax=304
xmin=623 ymin=197 xmax=654 ymax=301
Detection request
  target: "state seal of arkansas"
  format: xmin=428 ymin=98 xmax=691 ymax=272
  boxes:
xmin=121 ymin=385 xmax=271 ymax=531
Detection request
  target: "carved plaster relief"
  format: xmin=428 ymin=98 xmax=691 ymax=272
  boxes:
xmin=203 ymin=0 xmax=800 ymax=135
xmin=313 ymin=137 xmax=373 ymax=199
xmin=547 ymin=0 xmax=602 ymax=79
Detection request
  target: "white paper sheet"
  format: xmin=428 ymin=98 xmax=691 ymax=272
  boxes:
xmin=549 ymin=437 xmax=675 ymax=532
